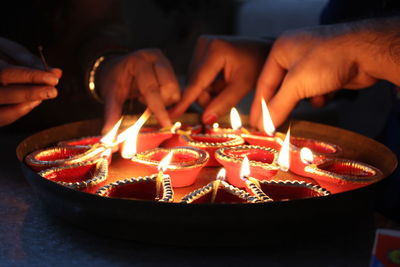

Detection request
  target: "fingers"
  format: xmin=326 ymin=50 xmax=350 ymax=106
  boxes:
xmin=0 ymin=37 xmax=42 ymax=68
xmin=0 ymin=66 xmax=59 ymax=86
xmin=0 ymin=100 xmax=41 ymax=127
xmin=250 ymin=56 xmax=286 ymax=127
xmin=169 ymin=48 xmax=224 ymax=118
xmin=153 ymin=59 xmax=180 ymax=105
xmin=202 ymin=80 xmax=250 ymax=124
xmin=103 ymin=92 xmax=124 ymax=134
xmin=50 ymin=68 xmax=63 ymax=79
xmin=0 ymin=85 xmax=57 ymax=104
xmin=135 ymin=62 xmax=171 ymax=127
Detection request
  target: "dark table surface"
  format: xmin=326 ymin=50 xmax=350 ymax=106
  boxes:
xmin=1 ymin=131 xmax=397 ymax=267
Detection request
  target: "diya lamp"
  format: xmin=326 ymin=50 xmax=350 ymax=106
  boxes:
xmin=180 ymin=168 xmax=262 ymax=204
xmin=161 ymin=121 xmax=202 ymax=148
xmin=178 ymin=133 xmax=245 ymax=166
xmin=39 ymin=149 xmax=111 ymax=194
xmin=96 ymin=151 xmax=174 ymax=202
xmin=206 ymin=107 xmax=250 ymax=135
xmin=292 ymin=148 xmax=383 ymax=194
xmin=241 ymin=98 xmax=284 ymax=151
xmin=215 ymin=145 xmax=279 ymax=188
xmin=25 ymin=119 xmax=122 ymax=172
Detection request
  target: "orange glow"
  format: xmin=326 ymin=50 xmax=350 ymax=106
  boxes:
xmin=230 ymin=107 xmax=242 ymax=131
xmin=216 ymin=168 xmax=226 ymax=181
xmin=119 ymin=109 xmax=152 ymax=159
xmin=158 ymin=151 xmax=174 ymax=172
xmin=100 ymin=118 xmax=122 ymax=146
xmin=171 ymin=121 xmax=182 ymax=134
xmin=300 ymin=147 xmax=314 ymax=164
xmin=261 ymin=98 xmax=275 ymax=136
xmin=240 ymin=155 xmax=251 ymax=180
xmin=277 ymin=128 xmax=291 ymax=171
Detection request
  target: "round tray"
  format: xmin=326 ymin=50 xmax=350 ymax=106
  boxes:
xmin=16 ymin=114 xmax=398 ymax=246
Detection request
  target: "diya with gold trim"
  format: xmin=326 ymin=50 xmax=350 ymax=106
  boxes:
xmin=96 ymin=173 xmax=174 ymax=202
xmin=161 ymin=122 xmax=202 ymax=148
xmin=57 ymin=136 xmax=102 ymax=148
xmin=39 ymin=156 xmax=109 ymax=194
xmin=180 ymin=168 xmax=262 ymax=204
xmin=130 ymin=147 xmax=209 ymax=187
xmin=215 ymin=145 xmax=279 ymax=188
xmin=178 ymin=133 xmax=244 ymax=167
xmin=303 ymin=158 xmax=383 ymax=194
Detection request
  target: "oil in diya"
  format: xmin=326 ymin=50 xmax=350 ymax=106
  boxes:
xmin=25 ymin=119 xmax=122 ymax=171
xmin=292 ymin=148 xmax=383 ymax=193
xmin=180 ymin=168 xmax=262 ymax=204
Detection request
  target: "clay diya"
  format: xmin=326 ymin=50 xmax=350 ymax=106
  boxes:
xmin=161 ymin=122 xmax=202 ymax=148
xmin=303 ymin=158 xmax=383 ymax=194
xmin=181 ymin=180 xmax=261 ymax=204
xmin=215 ymin=145 xmax=279 ymax=188
xmin=205 ymin=108 xmax=250 ymax=136
xmin=96 ymin=173 xmax=174 ymax=202
xmin=39 ymin=157 xmax=109 ymax=193
xmin=57 ymin=136 xmax=101 ymax=148
xmin=248 ymin=180 xmax=330 ymax=202
xmin=130 ymin=147 xmax=209 ymax=187
xmin=179 ymin=134 xmax=244 ymax=166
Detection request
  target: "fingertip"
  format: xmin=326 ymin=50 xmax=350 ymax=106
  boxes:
xmin=50 ymin=68 xmax=63 ymax=79
xmin=202 ymin=112 xmax=217 ymax=125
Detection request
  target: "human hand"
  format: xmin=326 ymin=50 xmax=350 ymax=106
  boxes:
xmin=250 ymin=24 xmax=379 ymax=129
xmin=98 ymin=49 xmax=180 ymax=131
xmin=170 ymin=35 xmax=271 ymax=124
xmin=0 ymin=37 xmax=62 ymax=126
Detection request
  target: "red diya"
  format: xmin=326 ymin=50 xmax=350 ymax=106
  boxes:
xmin=25 ymin=119 xmax=122 ymax=171
xmin=96 ymin=173 xmax=174 ymax=202
xmin=180 ymin=168 xmax=262 ymax=204
xmin=57 ymin=136 xmax=101 ymax=148
xmin=161 ymin=122 xmax=202 ymax=148
xmin=130 ymin=147 xmax=209 ymax=187
xmin=303 ymin=158 xmax=383 ymax=194
xmin=179 ymin=134 xmax=244 ymax=167
xmin=39 ymin=157 xmax=109 ymax=194
xmin=215 ymin=145 xmax=279 ymax=188
xmin=248 ymin=180 xmax=330 ymax=202
xmin=205 ymin=107 xmax=250 ymax=136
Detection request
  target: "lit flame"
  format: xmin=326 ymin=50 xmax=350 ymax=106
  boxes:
xmin=212 ymin=122 xmax=219 ymax=129
xmin=230 ymin=107 xmax=242 ymax=131
xmin=216 ymin=168 xmax=226 ymax=181
xmin=277 ymin=128 xmax=291 ymax=171
xmin=261 ymin=98 xmax=275 ymax=136
xmin=240 ymin=155 xmax=251 ymax=180
xmin=158 ymin=151 xmax=174 ymax=172
xmin=118 ymin=109 xmax=151 ymax=159
xmin=171 ymin=121 xmax=182 ymax=134
xmin=100 ymin=118 xmax=122 ymax=146
xmin=300 ymin=147 xmax=314 ymax=164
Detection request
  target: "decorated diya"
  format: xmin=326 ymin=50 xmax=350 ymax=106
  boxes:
xmin=57 ymin=135 xmax=101 ymax=148
xmin=248 ymin=180 xmax=330 ymax=202
xmin=130 ymin=147 xmax=209 ymax=187
xmin=178 ymin=134 xmax=245 ymax=167
xmin=39 ymin=157 xmax=109 ymax=193
xmin=303 ymin=158 xmax=383 ymax=194
xmin=161 ymin=122 xmax=202 ymax=148
xmin=96 ymin=173 xmax=173 ymax=202
xmin=215 ymin=145 xmax=279 ymax=188
xmin=181 ymin=168 xmax=262 ymax=204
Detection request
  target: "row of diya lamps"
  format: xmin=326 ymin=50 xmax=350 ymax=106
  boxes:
xmin=24 ymin=99 xmax=384 ymax=204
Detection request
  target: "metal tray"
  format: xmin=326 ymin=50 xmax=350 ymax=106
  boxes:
xmin=16 ymin=114 xmax=398 ymax=246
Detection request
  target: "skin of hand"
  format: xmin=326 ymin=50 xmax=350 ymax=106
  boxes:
xmin=250 ymin=19 xmax=400 ymax=130
xmin=169 ymin=35 xmax=272 ymax=125
xmin=97 ymin=49 xmax=181 ymax=132
xmin=0 ymin=37 xmax=62 ymax=126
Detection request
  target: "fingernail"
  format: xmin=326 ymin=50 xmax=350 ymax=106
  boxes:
xmin=41 ymin=88 xmax=58 ymax=99
xmin=43 ymin=74 xmax=59 ymax=85
xmin=203 ymin=113 xmax=217 ymax=125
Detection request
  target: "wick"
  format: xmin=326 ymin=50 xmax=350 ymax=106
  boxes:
xmin=37 ymin=45 xmax=49 ymax=71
